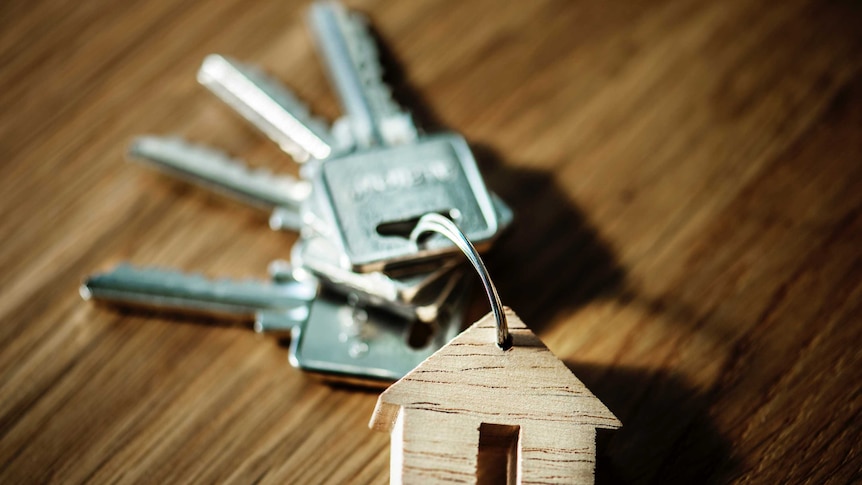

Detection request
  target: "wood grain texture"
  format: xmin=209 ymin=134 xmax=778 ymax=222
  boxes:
xmin=1 ymin=0 xmax=862 ymax=483
xmin=370 ymin=309 xmax=621 ymax=484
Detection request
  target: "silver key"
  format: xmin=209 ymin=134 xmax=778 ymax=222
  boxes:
xmin=307 ymin=133 xmax=500 ymax=271
xmin=290 ymin=191 xmax=512 ymax=300
xmin=276 ymin=242 xmax=463 ymax=322
xmin=131 ymin=134 xmax=513 ymax=246
xmin=309 ymin=1 xmax=416 ymax=147
xmin=298 ymin=180 xmax=514 ymax=246
xmin=291 ymin=278 xmax=470 ymax=384
xmin=198 ymin=54 xmax=336 ymax=162
xmin=81 ymin=263 xmax=470 ymax=384
xmin=287 ymin=241 xmax=460 ymax=304
xmin=80 ymin=264 xmax=316 ymax=337
xmin=129 ymin=136 xmax=311 ymax=231
xmin=188 ymin=4 xmax=508 ymax=271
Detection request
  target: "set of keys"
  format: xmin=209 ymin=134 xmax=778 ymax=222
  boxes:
xmin=81 ymin=1 xmax=512 ymax=385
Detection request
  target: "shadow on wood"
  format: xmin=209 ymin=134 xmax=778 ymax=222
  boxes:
xmin=370 ymin=22 xmax=448 ymax=135
xmin=567 ymin=363 xmax=739 ymax=484
xmin=372 ymin=15 xmax=631 ymax=332
xmin=473 ymin=143 xmax=628 ymax=333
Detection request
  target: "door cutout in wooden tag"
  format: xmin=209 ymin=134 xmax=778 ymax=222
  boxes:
xmin=477 ymin=423 xmax=520 ymax=484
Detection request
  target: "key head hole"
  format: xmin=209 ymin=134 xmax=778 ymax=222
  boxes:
xmin=376 ymin=209 xmax=460 ymax=240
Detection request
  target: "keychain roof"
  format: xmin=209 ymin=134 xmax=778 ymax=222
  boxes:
xmin=369 ymin=214 xmax=621 ymax=484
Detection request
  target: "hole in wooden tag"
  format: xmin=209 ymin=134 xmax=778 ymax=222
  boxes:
xmin=477 ymin=423 xmax=520 ymax=484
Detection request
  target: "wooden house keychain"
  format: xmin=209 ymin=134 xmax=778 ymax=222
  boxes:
xmin=369 ymin=214 xmax=621 ymax=484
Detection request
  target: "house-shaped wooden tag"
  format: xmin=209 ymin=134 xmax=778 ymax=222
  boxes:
xmin=369 ymin=309 xmax=621 ymax=484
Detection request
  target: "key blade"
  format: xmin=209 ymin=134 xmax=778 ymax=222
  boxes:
xmin=197 ymin=54 xmax=334 ymax=161
xmin=309 ymin=1 xmax=416 ymax=147
xmin=128 ymin=135 xmax=311 ymax=208
xmin=81 ymin=264 xmax=317 ymax=321
xmin=129 ymin=136 xmax=310 ymax=224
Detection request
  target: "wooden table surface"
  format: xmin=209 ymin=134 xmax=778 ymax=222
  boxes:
xmin=3 ymin=0 xmax=862 ymax=483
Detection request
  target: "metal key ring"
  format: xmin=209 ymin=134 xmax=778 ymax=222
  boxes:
xmin=410 ymin=213 xmax=512 ymax=350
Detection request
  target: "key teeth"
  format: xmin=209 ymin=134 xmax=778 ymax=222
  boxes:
xmin=103 ymin=264 xmax=233 ymax=288
xmin=202 ymin=54 xmax=335 ymax=156
xmin=130 ymin=135 xmax=311 ymax=197
xmin=230 ymin=59 xmax=333 ymax=136
xmin=338 ymin=7 xmax=418 ymax=141
xmin=110 ymin=263 xmax=213 ymax=282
